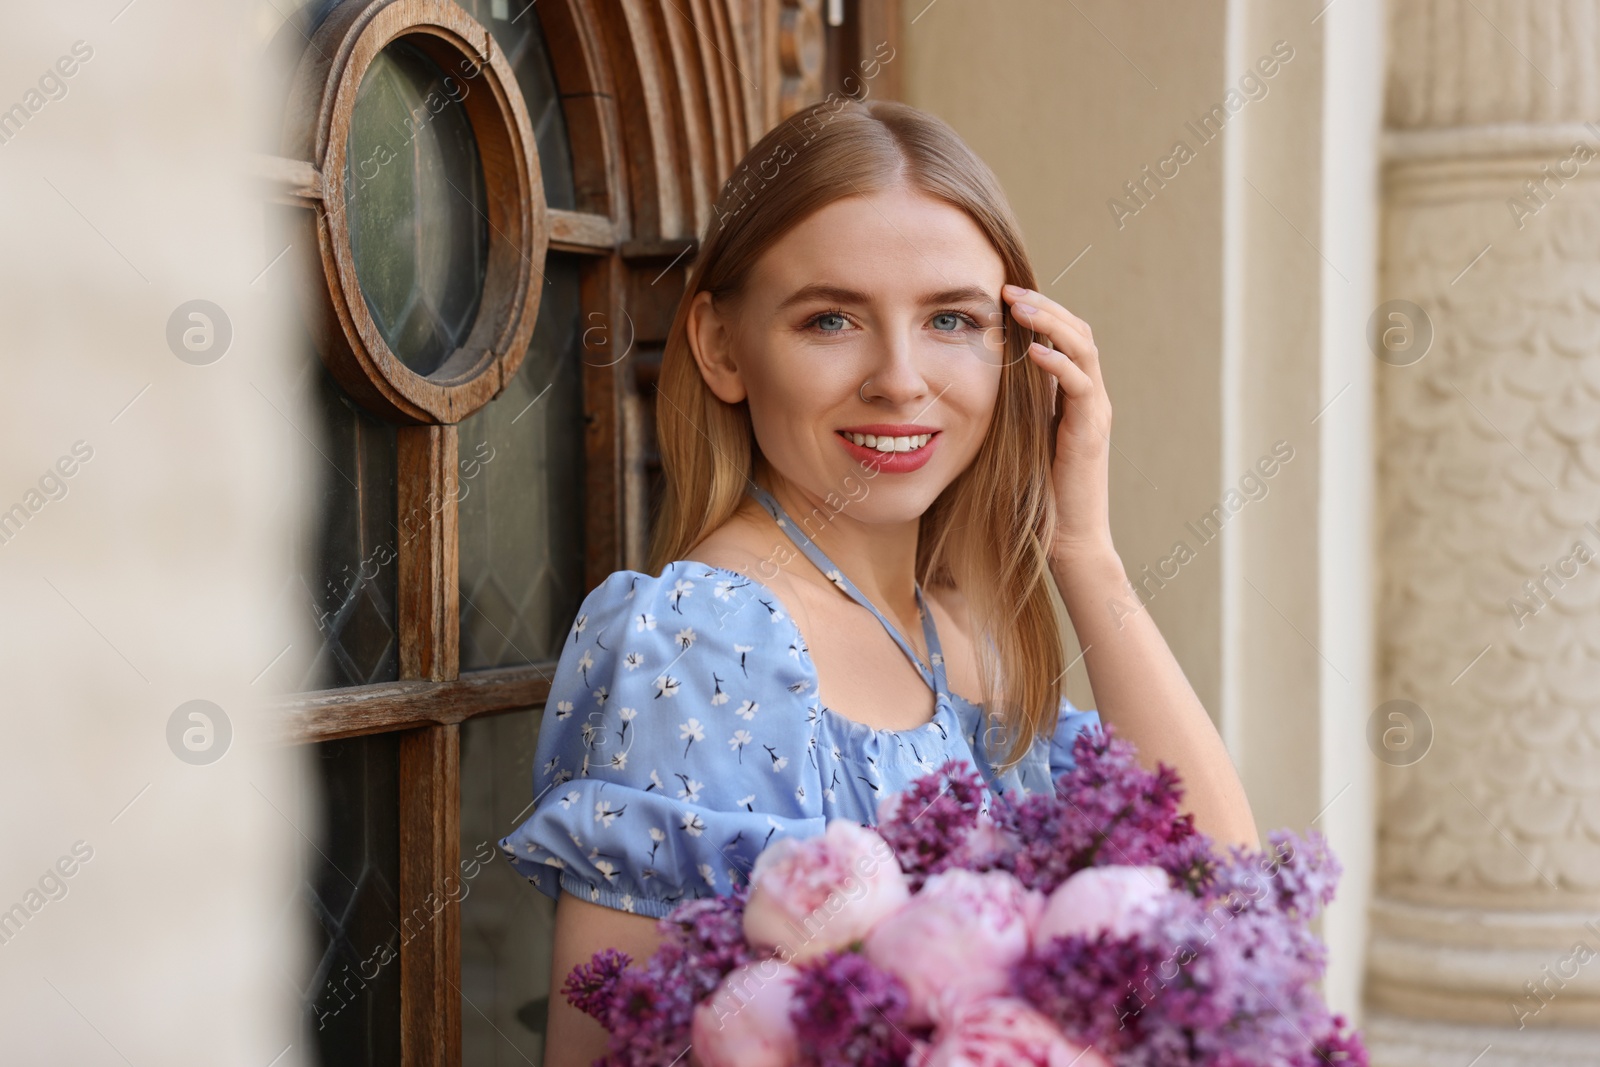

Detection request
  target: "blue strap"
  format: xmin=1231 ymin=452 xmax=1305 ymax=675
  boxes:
xmin=745 ymin=482 xmax=949 ymax=700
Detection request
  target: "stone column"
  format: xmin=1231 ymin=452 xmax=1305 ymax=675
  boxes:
xmin=1369 ymin=1 xmax=1600 ymax=1062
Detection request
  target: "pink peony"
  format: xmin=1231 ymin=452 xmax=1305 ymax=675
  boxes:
xmin=863 ymin=868 xmax=1043 ymax=1026
xmin=689 ymin=958 xmax=801 ymax=1067
xmin=1033 ymin=865 xmax=1172 ymax=945
xmin=742 ymin=819 xmax=910 ymax=962
xmin=910 ymin=997 xmax=1111 ymax=1067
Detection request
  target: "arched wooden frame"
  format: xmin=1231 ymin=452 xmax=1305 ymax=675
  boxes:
xmin=282 ymin=0 xmax=549 ymax=425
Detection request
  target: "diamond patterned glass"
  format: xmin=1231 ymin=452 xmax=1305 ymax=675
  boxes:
xmin=344 ymin=37 xmax=489 ymax=377
xmin=458 ymin=253 xmax=585 ymax=670
xmin=459 ymin=0 xmax=578 ymax=211
xmin=293 ymin=340 xmax=400 ymax=692
xmin=298 ymin=732 xmax=403 ymax=1067
xmin=459 ymin=709 xmax=555 ymax=1064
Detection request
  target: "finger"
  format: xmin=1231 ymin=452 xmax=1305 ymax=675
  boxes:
xmin=1028 ymin=340 xmax=1094 ymax=399
xmin=1014 ymin=304 xmax=1102 ymax=391
xmin=1004 ymin=287 xmax=1104 ymax=389
xmin=1004 ymin=284 xmax=1092 ymax=339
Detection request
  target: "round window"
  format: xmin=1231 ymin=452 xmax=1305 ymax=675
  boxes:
xmin=283 ymin=0 xmax=548 ymax=425
xmin=344 ymin=39 xmax=489 ymax=378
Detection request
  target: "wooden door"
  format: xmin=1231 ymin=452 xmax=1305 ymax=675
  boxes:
xmin=254 ymin=1 xmax=899 ymax=1064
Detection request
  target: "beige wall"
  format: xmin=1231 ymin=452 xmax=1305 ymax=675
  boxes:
xmin=0 ymin=3 xmax=310 ymax=1063
xmin=903 ymin=0 xmax=1383 ymax=1018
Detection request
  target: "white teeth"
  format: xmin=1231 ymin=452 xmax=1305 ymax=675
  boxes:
xmin=843 ymin=432 xmax=932 ymax=453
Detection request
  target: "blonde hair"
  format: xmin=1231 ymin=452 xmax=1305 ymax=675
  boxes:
xmin=648 ymin=98 xmax=1069 ymax=771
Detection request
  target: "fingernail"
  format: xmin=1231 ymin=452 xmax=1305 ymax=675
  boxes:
xmin=1015 ymin=302 xmax=1038 ymax=317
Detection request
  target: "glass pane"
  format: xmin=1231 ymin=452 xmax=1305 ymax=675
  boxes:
xmin=298 ymin=732 xmax=403 ymax=1067
xmin=460 ymin=0 xmax=578 ymax=210
xmin=345 ymin=38 xmax=489 ymax=376
xmin=460 ymin=709 xmax=554 ymax=1066
xmin=458 ymin=254 xmax=585 ymax=670
xmin=291 ymin=340 xmax=400 ymax=691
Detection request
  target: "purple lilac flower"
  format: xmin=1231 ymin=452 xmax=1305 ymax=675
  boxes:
xmin=789 ymin=947 xmax=920 ymax=1067
xmin=874 ymin=758 xmax=992 ymax=888
xmin=565 ymin=886 xmax=757 ymax=1067
xmin=994 ymin=727 xmax=1202 ymax=895
xmin=562 ymin=947 xmax=631 ymax=1030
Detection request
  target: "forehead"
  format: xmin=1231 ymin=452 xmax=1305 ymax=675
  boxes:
xmin=748 ymin=187 xmax=1006 ymax=298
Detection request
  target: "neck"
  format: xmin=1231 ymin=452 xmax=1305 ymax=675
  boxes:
xmin=753 ymin=470 xmax=923 ymax=624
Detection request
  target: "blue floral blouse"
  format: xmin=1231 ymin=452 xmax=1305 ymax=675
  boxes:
xmin=498 ymin=489 xmax=1101 ymax=919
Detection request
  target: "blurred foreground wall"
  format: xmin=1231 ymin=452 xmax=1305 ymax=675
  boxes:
xmin=0 ymin=2 xmax=310 ymax=1065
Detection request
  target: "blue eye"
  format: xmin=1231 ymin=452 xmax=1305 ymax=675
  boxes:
xmin=932 ymin=310 xmax=979 ymax=331
xmin=815 ymin=312 xmax=848 ymax=332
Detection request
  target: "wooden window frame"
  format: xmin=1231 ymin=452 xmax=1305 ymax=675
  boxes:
xmin=255 ymin=2 xmax=896 ymax=1063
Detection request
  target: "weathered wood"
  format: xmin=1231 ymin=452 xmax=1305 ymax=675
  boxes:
xmin=268 ymin=663 xmax=556 ymax=744
xmin=250 ymin=152 xmax=323 ymax=207
xmin=398 ymin=724 xmax=461 ymax=1067
xmin=282 ymin=0 xmax=549 ymax=425
xmin=548 ymin=206 xmax=617 ymax=251
xmin=398 ymin=424 xmax=460 ymax=682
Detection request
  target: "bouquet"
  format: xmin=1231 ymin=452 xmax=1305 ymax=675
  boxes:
xmin=562 ymin=726 xmax=1367 ymax=1066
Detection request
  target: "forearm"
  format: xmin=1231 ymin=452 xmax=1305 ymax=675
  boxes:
xmin=1051 ymin=550 xmax=1259 ymax=849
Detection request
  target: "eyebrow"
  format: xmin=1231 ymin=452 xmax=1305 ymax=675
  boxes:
xmin=774 ymin=282 xmax=997 ymax=313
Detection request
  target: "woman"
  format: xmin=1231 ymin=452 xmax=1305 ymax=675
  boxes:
xmin=499 ymin=97 xmax=1257 ymax=1064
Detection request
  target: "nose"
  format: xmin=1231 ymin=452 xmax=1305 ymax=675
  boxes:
xmin=861 ymin=321 xmax=931 ymax=405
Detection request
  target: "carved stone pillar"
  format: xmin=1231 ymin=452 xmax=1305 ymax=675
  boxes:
xmin=1370 ymin=1 xmax=1600 ymax=1062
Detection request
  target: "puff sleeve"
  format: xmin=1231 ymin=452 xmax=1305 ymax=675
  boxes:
xmin=498 ymin=561 xmax=827 ymax=918
xmin=1047 ymin=694 xmax=1102 ymax=777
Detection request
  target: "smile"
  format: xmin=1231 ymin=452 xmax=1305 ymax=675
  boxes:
xmin=838 ymin=431 xmax=934 ymax=453
xmin=834 ymin=429 xmax=942 ymax=473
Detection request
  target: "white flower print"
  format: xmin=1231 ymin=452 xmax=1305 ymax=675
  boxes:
xmin=559 ymin=790 xmax=580 ymax=809
xmin=623 ymin=651 xmax=644 ymax=671
xmin=595 ymin=800 xmax=626 ymax=828
xmin=668 ymin=578 xmax=694 ymax=612
xmin=736 ymin=794 xmax=756 ymax=810
xmin=679 ymin=717 xmax=705 ymax=756
xmin=655 ymin=674 xmax=680 ymax=699
xmin=619 ymin=706 xmax=638 ymax=722
xmin=608 ymin=751 xmax=629 ymax=771
xmin=675 ymin=627 xmax=696 ymax=650
xmin=795 ymin=785 xmax=806 ymax=803
xmin=571 ymin=613 xmax=588 ymax=638
xmin=621 ymin=894 xmax=635 ymax=913
xmin=714 ymin=579 xmax=738 ymax=601
xmin=647 ymin=827 xmax=666 ymax=842
xmin=648 ymin=769 xmax=666 ymax=792
xmin=633 ymin=611 xmax=657 ymax=632
xmin=576 ymin=649 xmax=594 ymax=681
xmin=736 ymin=700 xmax=759 ymax=721
xmin=681 ymin=811 xmax=707 ymax=837
xmin=554 ymin=700 xmax=574 ymax=721
xmin=710 ymin=674 xmax=729 ymax=706
xmin=698 ymin=862 xmax=716 ymax=886
xmin=593 ymin=685 xmax=609 ymax=705
xmin=675 ymin=774 xmax=704 ymax=803
xmin=825 ymin=568 xmax=847 ymax=593
xmin=729 ymin=729 xmax=753 ymax=761
xmin=542 ymin=856 xmax=566 ymax=869
xmin=930 ymin=651 xmax=944 ymax=666
xmin=595 ymin=859 xmax=619 ymax=884
xmin=763 ymin=744 xmax=788 ymax=773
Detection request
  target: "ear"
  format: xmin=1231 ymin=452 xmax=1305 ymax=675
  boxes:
xmin=686 ymin=289 xmax=747 ymax=404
